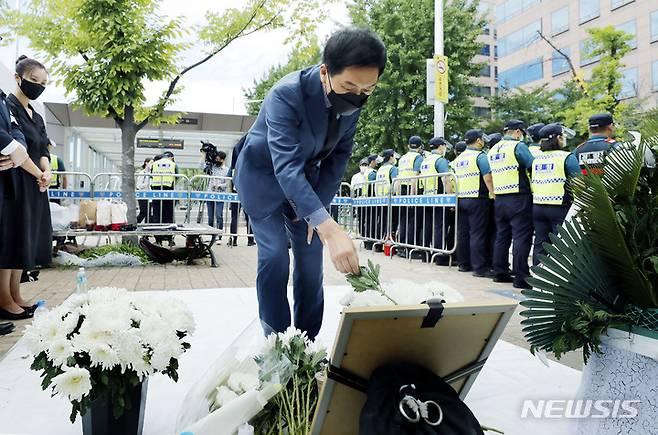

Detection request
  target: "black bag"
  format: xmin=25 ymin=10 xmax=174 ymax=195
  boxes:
xmin=360 ymin=363 xmax=484 ymax=435
xmin=139 ymin=238 xmax=174 ymax=264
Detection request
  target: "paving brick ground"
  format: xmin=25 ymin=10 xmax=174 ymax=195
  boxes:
xmin=0 ymin=238 xmax=583 ymax=370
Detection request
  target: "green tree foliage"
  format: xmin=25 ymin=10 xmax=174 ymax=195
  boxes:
xmin=244 ymin=37 xmax=322 ymax=116
xmin=2 ymin=0 xmax=329 ymax=224
xmin=485 ymin=85 xmax=559 ymax=133
xmin=347 ymin=0 xmax=486 ymax=165
xmin=559 ymin=26 xmax=637 ymax=135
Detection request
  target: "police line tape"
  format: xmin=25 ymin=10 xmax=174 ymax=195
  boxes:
xmin=48 ymin=190 xmax=457 ymax=207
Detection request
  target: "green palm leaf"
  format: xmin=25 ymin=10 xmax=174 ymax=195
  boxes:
xmin=520 ymin=220 xmax=620 ymax=360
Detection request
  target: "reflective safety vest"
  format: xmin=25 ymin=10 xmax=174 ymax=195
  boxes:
xmin=49 ymin=153 xmax=59 ymax=187
xmin=398 ymin=151 xmax=420 ymax=187
xmin=150 ymin=158 xmax=176 ymax=187
xmin=531 ymin=151 xmax=569 ymax=205
xmin=528 ymin=145 xmax=542 ymax=158
xmin=420 ymin=153 xmax=445 ymax=195
xmin=487 ymin=140 xmax=522 ymax=195
xmin=451 ymin=149 xmax=485 ymax=198
xmin=575 ymin=136 xmax=617 ymax=176
xmin=375 ymin=164 xmax=393 ymax=197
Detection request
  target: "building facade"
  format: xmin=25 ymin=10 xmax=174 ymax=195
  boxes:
xmin=492 ymin=0 xmax=658 ymax=110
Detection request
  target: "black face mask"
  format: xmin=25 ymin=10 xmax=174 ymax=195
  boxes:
xmin=326 ymin=75 xmax=369 ymax=116
xmin=19 ymin=78 xmax=46 ymax=101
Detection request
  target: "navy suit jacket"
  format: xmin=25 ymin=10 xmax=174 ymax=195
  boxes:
xmin=0 ymin=90 xmax=27 ymax=200
xmin=234 ymin=65 xmax=360 ymax=222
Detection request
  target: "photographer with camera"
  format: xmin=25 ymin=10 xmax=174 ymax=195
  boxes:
xmin=200 ymin=141 xmax=229 ymax=238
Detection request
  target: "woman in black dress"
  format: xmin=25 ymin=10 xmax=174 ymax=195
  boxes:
xmin=0 ymin=56 xmax=52 ymax=320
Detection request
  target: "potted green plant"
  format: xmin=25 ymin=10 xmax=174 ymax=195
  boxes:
xmin=520 ymin=119 xmax=658 ymax=434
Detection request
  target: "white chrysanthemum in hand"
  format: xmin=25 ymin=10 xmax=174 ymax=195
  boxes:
xmin=51 ymin=366 xmax=92 ymax=402
xmin=47 ymin=338 xmax=74 ymax=367
xmin=88 ymin=343 xmax=120 ymax=370
xmin=215 ymin=385 xmax=239 ymax=407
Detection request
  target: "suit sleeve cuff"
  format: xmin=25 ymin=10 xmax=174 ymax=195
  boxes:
xmin=1 ymin=139 xmax=20 ymax=156
xmin=304 ymin=207 xmax=331 ymax=228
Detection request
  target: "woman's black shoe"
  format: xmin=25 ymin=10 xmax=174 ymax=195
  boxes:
xmin=20 ymin=303 xmax=38 ymax=313
xmin=0 ymin=307 xmax=33 ymax=320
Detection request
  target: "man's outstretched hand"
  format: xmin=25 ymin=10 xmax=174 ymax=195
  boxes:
xmin=316 ymin=218 xmax=360 ymax=275
xmin=0 ymin=155 xmax=14 ymax=171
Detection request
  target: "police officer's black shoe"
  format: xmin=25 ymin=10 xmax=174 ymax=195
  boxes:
xmin=458 ymin=265 xmax=473 ymax=272
xmin=410 ymin=251 xmax=427 ymax=262
xmin=513 ymin=278 xmax=532 ymax=289
xmin=247 ymin=239 xmax=256 ymax=247
xmin=433 ymin=256 xmax=450 ymax=266
xmin=493 ymin=274 xmax=514 ymax=283
xmin=373 ymin=244 xmax=384 ymax=253
xmin=396 ymin=249 xmax=408 ymax=258
xmin=473 ymin=270 xmax=494 ymax=278
xmin=363 ymin=241 xmax=374 ymax=250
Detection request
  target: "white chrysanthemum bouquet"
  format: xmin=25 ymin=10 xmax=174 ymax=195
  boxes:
xmin=24 ymin=287 xmax=195 ymax=423
xmin=343 ymin=260 xmax=464 ymax=307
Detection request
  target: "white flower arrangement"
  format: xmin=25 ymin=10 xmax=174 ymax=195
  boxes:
xmin=343 ymin=261 xmax=464 ymax=308
xmin=25 ymin=287 xmax=195 ymax=422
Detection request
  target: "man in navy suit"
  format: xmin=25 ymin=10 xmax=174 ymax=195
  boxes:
xmin=234 ymin=27 xmax=387 ymax=339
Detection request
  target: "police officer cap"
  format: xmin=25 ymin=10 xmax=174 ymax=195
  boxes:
xmin=408 ymin=136 xmax=422 ymax=148
xmin=359 ymin=158 xmax=369 ymax=166
xmin=163 ymin=151 xmax=174 ymax=158
xmin=504 ymin=119 xmax=526 ymax=131
xmin=486 ymin=132 xmax=503 ymax=147
xmin=367 ymin=154 xmax=379 ymax=163
xmin=381 ymin=149 xmax=396 ymax=159
xmin=428 ymin=137 xmax=447 ymax=149
xmin=464 ymin=129 xmax=489 ymax=145
xmin=455 ymin=141 xmax=467 ymax=153
xmin=539 ymin=123 xmax=563 ymax=140
xmin=589 ymin=113 xmax=614 ymax=128
xmin=527 ymin=123 xmax=546 ymax=142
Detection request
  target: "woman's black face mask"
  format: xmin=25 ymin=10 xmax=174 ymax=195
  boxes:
xmin=19 ymin=78 xmax=46 ymax=101
xmin=326 ymin=74 xmax=369 ymax=116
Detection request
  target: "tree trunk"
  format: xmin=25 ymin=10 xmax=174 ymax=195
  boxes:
xmin=121 ymin=106 xmax=138 ymax=226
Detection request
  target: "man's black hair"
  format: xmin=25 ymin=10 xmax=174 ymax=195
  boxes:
xmin=217 ymin=150 xmax=227 ymax=160
xmin=323 ymin=27 xmax=387 ymax=76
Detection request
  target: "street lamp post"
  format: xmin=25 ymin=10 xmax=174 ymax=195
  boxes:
xmin=434 ymin=0 xmax=445 ymax=138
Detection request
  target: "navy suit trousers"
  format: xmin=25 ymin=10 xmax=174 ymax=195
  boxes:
xmin=249 ymin=204 xmax=324 ymax=340
xmin=493 ymin=194 xmax=533 ymax=279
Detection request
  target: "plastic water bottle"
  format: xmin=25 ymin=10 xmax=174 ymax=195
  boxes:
xmin=32 ymin=300 xmax=47 ymax=319
xmin=238 ymin=425 xmax=254 ymax=435
xmin=76 ymin=267 xmax=88 ymax=294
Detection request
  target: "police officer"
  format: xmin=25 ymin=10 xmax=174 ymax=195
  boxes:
xmin=526 ymin=123 xmax=545 ymax=158
xmin=454 ymin=141 xmax=467 ymax=157
xmin=375 ymin=149 xmax=399 ymax=246
xmin=421 ymin=137 xmax=453 ymax=265
xmin=397 ymin=136 xmax=424 ymax=258
xmin=531 ymin=123 xmax=581 ymax=266
xmin=488 ymin=119 xmax=535 ymax=289
xmin=362 ymin=154 xmax=379 ymax=250
xmin=575 ymin=113 xmax=618 ymax=175
xmin=483 ymin=132 xmax=503 ymax=273
xmin=451 ymin=129 xmax=494 ymax=276
xmin=150 ymin=150 xmax=177 ymax=245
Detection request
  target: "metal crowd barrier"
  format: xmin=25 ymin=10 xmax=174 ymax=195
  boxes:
xmin=332 ymin=182 xmax=353 ymax=230
xmin=350 ymin=179 xmax=391 ymax=251
xmin=187 ymin=175 xmax=253 ymax=244
xmin=390 ymin=173 xmax=458 ymax=263
xmin=47 ymin=171 xmax=94 ymax=202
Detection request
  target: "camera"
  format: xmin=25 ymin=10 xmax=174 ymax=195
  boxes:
xmin=201 ymin=140 xmax=218 ymax=162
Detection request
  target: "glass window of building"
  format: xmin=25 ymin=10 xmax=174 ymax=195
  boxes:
xmin=481 ymin=44 xmax=491 ymax=56
xmin=618 ymin=68 xmax=638 ymax=99
xmin=499 ymin=58 xmax=544 ymax=89
xmin=580 ymin=0 xmax=600 ymax=24
xmin=651 ymin=10 xmax=658 ymax=43
xmin=498 ymin=20 xmax=542 ymax=58
xmin=474 ymin=86 xmax=492 ymax=97
xmin=615 ymin=20 xmax=637 ymax=49
xmin=580 ymin=39 xmax=601 ymax=66
xmin=551 ymin=7 xmax=569 ymax=36
xmin=474 ymin=107 xmax=492 ymax=118
xmin=552 ymin=47 xmax=571 ymax=76
xmin=611 ymin=0 xmax=634 ymax=10
xmin=480 ymin=65 xmax=491 ymax=77
xmin=495 ymin=0 xmax=540 ymax=25
xmin=652 ymin=61 xmax=658 ymax=91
